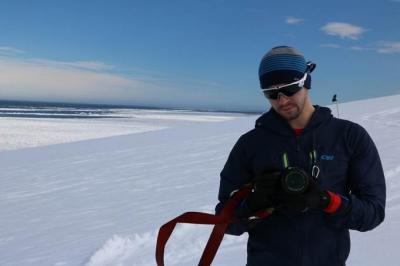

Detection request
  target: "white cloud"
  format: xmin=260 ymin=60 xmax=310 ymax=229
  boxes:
xmin=321 ymin=22 xmax=366 ymax=40
xmin=376 ymin=42 xmax=400 ymax=53
xmin=28 ymin=59 xmax=115 ymax=71
xmin=347 ymin=42 xmax=400 ymax=54
xmin=0 ymin=56 xmax=158 ymax=105
xmin=0 ymin=46 xmax=24 ymax=54
xmin=0 ymin=55 xmax=232 ymax=109
xmin=320 ymin=44 xmax=341 ymax=49
xmin=349 ymin=46 xmax=373 ymax=51
xmin=0 ymin=44 xmax=240 ymax=109
xmin=285 ymin=17 xmax=304 ymax=25
xmin=320 ymin=41 xmax=400 ymax=54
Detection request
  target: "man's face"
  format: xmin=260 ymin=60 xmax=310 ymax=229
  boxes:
xmin=268 ymin=88 xmax=308 ymax=121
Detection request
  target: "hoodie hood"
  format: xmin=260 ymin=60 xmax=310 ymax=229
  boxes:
xmin=255 ymin=105 xmax=333 ymax=136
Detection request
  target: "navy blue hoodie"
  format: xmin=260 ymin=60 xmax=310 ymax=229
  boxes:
xmin=216 ymin=106 xmax=386 ymax=266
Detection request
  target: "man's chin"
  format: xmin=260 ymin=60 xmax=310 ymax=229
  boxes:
xmin=278 ymin=108 xmax=300 ymax=121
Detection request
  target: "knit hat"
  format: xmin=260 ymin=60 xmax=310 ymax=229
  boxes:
xmin=258 ymin=46 xmax=312 ymax=90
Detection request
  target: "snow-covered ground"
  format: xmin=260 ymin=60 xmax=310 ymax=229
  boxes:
xmin=0 ymin=95 xmax=399 ymax=265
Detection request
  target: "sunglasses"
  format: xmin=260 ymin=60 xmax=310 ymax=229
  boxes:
xmin=262 ymin=73 xmax=308 ymax=100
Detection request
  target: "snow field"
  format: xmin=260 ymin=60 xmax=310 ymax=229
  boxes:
xmin=1 ymin=95 xmax=400 ymax=265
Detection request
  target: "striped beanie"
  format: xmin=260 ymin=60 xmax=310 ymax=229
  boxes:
xmin=258 ymin=46 xmax=312 ymax=90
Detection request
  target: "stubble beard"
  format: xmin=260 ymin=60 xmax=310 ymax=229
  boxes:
xmin=278 ymin=98 xmax=306 ymax=122
xmin=278 ymin=106 xmax=300 ymax=121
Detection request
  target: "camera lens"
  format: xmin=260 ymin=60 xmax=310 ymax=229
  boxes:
xmin=282 ymin=167 xmax=309 ymax=194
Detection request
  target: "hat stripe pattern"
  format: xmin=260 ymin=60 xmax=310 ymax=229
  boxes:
xmin=258 ymin=46 xmax=311 ymax=89
xmin=259 ymin=55 xmax=306 ymax=77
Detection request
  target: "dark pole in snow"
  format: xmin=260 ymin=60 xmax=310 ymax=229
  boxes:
xmin=332 ymin=94 xmax=339 ymax=118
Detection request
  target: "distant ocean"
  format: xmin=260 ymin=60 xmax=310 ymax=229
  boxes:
xmin=0 ymin=101 xmax=120 ymax=119
xmin=0 ymin=100 xmax=256 ymax=119
xmin=0 ymin=100 xmax=184 ymax=119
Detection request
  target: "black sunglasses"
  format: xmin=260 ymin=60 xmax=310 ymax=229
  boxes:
xmin=262 ymin=73 xmax=307 ymax=100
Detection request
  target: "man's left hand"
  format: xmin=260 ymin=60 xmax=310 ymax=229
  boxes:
xmin=281 ymin=176 xmax=333 ymax=212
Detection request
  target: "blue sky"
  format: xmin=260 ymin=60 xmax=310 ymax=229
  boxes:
xmin=0 ymin=0 xmax=399 ymax=112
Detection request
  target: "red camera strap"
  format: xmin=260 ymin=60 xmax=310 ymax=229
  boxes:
xmin=155 ymin=186 xmax=253 ymax=266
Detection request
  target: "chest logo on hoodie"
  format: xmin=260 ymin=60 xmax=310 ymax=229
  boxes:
xmin=321 ymin=154 xmax=335 ymax=161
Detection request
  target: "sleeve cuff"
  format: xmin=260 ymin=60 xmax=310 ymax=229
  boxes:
xmin=323 ymin=191 xmax=343 ymax=214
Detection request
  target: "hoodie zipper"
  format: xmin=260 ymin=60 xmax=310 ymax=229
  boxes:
xmin=296 ymin=135 xmax=301 ymax=151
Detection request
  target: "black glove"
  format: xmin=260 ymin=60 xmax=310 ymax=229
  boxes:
xmin=246 ymin=168 xmax=282 ymax=212
xmin=281 ymin=174 xmax=330 ymax=212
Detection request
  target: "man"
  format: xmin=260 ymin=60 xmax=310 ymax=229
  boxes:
xmin=215 ymin=46 xmax=386 ymax=266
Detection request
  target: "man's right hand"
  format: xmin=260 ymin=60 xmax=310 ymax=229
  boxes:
xmin=246 ymin=168 xmax=282 ymax=212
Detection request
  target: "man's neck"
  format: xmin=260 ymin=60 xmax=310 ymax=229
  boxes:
xmin=288 ymin=104 xmax=315 ymax=129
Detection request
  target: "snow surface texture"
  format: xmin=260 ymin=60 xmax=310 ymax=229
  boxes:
xmin=1 ymin=95 xmax=399 ymax=265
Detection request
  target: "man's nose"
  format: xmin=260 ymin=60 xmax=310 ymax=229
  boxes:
xmin=277 ymin=92 xmax=290 ymax=104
